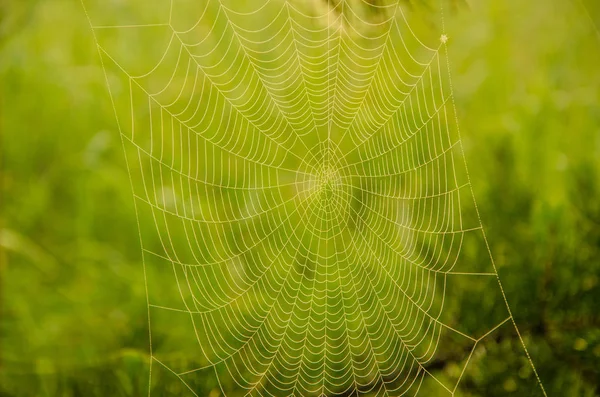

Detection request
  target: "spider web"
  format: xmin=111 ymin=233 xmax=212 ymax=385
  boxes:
xmin=82 ymin=0 xmax=547 ymax=395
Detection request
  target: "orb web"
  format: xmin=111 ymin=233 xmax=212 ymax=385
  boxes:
xmin=81 ymin=0 xmax=547 ymax=395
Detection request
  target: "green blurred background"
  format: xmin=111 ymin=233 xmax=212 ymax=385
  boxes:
xmin=1 ymin=0 xmax=599 ymax=395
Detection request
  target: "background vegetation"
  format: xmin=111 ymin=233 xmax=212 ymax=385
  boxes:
xmin=1 ymin=0 xmax=599 ymax=395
